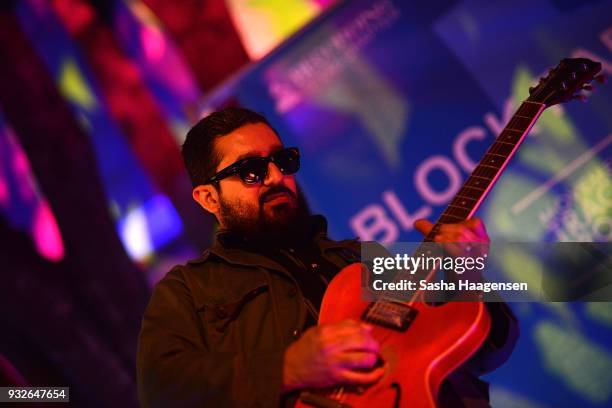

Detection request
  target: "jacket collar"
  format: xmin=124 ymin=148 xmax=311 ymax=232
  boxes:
xmin=216 ymin=214 xmax=327 ymax=247
xmin=187 ymin=215 xmax=354 ymax=274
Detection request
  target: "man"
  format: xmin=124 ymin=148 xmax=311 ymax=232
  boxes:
xmin=137 ymin=107 xmax=518 ymax=407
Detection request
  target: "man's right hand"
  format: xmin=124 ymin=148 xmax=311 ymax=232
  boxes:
xmin=282 ymin=319 xmax=384 ymax=392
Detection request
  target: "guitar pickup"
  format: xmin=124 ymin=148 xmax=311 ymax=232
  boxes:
xmin=361 ymin=302 xmax=418 ymax=332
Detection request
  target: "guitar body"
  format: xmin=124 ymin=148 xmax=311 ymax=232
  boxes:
xmin=297 ymin=263 xmax=491 ymax=408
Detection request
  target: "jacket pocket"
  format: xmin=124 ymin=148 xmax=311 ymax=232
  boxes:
xmin=198 ymin=283 xmax=269 ymax=334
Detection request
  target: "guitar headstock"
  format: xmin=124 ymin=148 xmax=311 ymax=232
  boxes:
xmin=528 ymin=58 xmax=605 ymax=107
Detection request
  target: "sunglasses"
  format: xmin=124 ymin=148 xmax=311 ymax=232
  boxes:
xmin=206 ymin=147 xmax=300 ymax=185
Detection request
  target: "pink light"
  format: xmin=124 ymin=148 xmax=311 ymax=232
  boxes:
xmin=32 ymin=200 xmax=65 ymax=262
xmin=312 ymin=0 xmax=337 ymax=6
xmin=0 ymin=172 xmax=8 ymax=207
xmin=13 ymin=148 xmax=35 ymax=201
xmin=141 ymin=26 xmax=166 ymax=61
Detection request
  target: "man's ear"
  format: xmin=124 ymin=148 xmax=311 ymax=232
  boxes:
xmin=192 ymin=184 xmax=221 ymax=216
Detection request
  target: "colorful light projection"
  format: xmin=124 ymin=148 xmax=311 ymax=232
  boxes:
xmin=0 ymin=113 xmax=65 ymax=262
xmin=226 ymin=0 xmax=338 ymax=59
xmin=15 ymin=0 xmax=184 ymax=264
xmin=112 ymin=0 xmax=203 ymax=143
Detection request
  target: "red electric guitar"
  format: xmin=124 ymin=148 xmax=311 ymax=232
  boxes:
xmin=297 ymin=58 xmax=605 ymax=408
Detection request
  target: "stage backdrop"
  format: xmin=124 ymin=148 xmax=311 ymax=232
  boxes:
xmin=199 ymin=0 xmax=612 ymax=407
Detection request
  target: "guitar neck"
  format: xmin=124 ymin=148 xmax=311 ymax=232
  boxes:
xmin=423 ymin=100 xmax=546 ymax=242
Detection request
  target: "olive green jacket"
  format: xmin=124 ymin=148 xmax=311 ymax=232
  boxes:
xmin=137 ymin=218 xmax=361 ymax=407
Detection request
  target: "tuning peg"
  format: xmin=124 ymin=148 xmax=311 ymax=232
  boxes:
xmin=582 ymin=84 xmax=594 ymax=92
xmin=595 ymin=74 xmax=607 ymax=84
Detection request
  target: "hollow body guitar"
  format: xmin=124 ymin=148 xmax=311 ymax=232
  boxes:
xmin=296 ymin=58 xmax=603 ymax=408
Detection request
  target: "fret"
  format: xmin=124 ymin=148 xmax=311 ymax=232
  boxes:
xmin=472 ymin=169 xmax=497 ymax=181
xmin=495 ymin=140 xmax=516 ymax=146
xmin=439 ymin=213 xmax=465 ymax=222
xmin=504 ymin=128 xmax=524 ymax=133
xmin=464 ymin=177 xmax=488 ymax=189
xmin=481 ymin=153 xmax=504 ymax=167
xmin=488 ymin=142 xmax=514 ymax=156
xmin=443 ymin=207 xmax=470 ymax=218
xmin=498 ymin=131 xmax=522 ymax=144
xmin=470 ymin=174 xmax=492 ymax=180
xmin=506 ymin=115 xmax=533 ymax=131
xmin=477 ymin=163 xmax=500 ymax=170
xmin=461 ymin=185 xmax=485 ymax=194
xmin=441 ymin=213 xmax=469 ymax=224
xmin=473 ymin=167 xmax=497 ymax=179
xmin=456 ymin=187 xmax=483 ymax=204
xmin=447 ymin=203 xmax=472 ymax=212
xmin=518 ymin=101 xmax=545 ymax=116
xmin=514 ymin=109 xmax=531 ymax=119
xmin=453 ymin=194 xmax=478 ymax=206
xmin=485 ymin=152 xmax=506 ymax=158
xmin=423 ymin=226 xmax=441 ymax=242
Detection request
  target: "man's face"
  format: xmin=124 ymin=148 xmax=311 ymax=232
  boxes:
xmin=212 ymin=122 xmax=304 ymax=235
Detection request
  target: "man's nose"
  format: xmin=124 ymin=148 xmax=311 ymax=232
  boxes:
xmin=263 ymin=162 xmax=284 ymax=185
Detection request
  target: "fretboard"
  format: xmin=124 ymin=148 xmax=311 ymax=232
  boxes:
xmin=423 ymin=100 xmax=546 ymax=241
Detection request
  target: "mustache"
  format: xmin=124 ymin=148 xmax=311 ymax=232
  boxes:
xmin=260 ymin=185 xmax=297 ymax=203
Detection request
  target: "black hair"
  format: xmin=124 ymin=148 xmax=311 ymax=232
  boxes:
xmin=181 ymin=107 xmax=276 ymax=188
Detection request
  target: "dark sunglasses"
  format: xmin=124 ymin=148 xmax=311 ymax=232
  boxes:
xmin=206 ymin=147 xmax=300 ymax=185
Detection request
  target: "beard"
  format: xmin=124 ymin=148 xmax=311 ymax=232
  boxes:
xmin=218 ymin=184 xmax=312 ymax=245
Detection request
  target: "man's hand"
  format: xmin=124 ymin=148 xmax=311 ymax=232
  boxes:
xmin=414 ymin=217 xmax=489 ymax=243
xmin=282 ymin=319 xmax=384 ymax=392
xmin=414 ymin=217 xmax=490 ymax=257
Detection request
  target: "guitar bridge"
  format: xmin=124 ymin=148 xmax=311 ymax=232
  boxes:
xmin=362 ymin=302 xmax=417 ymax=332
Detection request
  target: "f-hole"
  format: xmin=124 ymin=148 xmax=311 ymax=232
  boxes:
xmin=390 ymin=382 xmax=401 ymax=408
